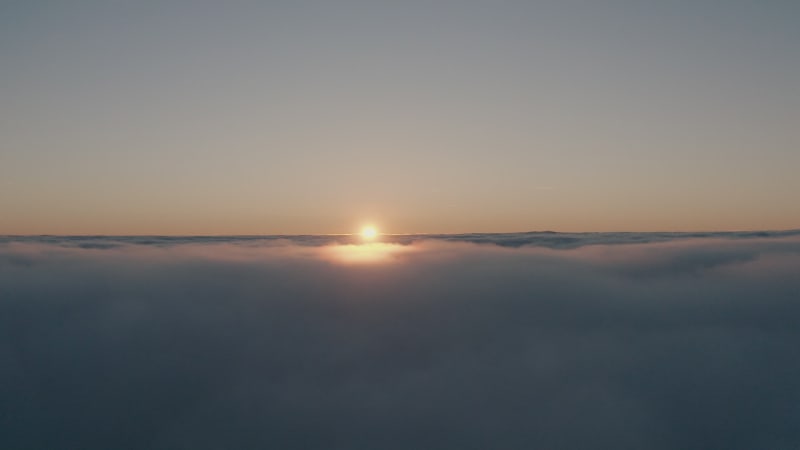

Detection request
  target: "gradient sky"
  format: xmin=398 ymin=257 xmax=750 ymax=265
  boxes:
xmin=1 ymin=0 xmax=798 ymax=234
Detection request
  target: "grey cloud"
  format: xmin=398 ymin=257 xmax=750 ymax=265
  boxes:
xmin=1 ymin=234 xmax=800 ymax=449
xmin=3 ymin=229 xmax=800 ymax=249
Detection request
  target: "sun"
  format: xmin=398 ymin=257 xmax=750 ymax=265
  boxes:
xmin=361 ymin=226 xmax=378 ymax=240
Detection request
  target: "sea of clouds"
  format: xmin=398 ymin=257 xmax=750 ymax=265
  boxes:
xmin=2 ymin=232 xmax=800 ymax=449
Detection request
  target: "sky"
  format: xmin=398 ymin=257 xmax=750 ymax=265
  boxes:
xmin=1 ymin=1 xmax=798 ymax=234
xmin=3 ymin=232 xmax=800 ymax=448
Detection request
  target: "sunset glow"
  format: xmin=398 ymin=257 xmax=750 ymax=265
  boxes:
xmin=3 ymin=2 xmax=800 ymax=447
xmin=361 ymin=226 xmax=378 ymax=240
xmin=324 ymin=242 xmax=411 ymax=264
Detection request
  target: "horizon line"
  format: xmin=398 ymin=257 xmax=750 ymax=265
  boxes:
xmin=3 ymin=228 xmax=800 ymax=238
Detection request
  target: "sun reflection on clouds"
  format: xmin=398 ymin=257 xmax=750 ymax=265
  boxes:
xmin=323 ymin=242 xmax=413 ymax=264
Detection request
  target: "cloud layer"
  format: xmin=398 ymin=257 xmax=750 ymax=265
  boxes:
xmin=2 ymin=233 xmax=800 ymax=449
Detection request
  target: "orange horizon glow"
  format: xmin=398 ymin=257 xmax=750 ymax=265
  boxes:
xmin=2 ymin=209 xmax=799 ymax=237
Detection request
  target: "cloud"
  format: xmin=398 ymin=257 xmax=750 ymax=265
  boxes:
xmin=2 ymin=234 xmax=800 ymax=449
xmin=3 ymin=228 xmax=799 ymax=249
